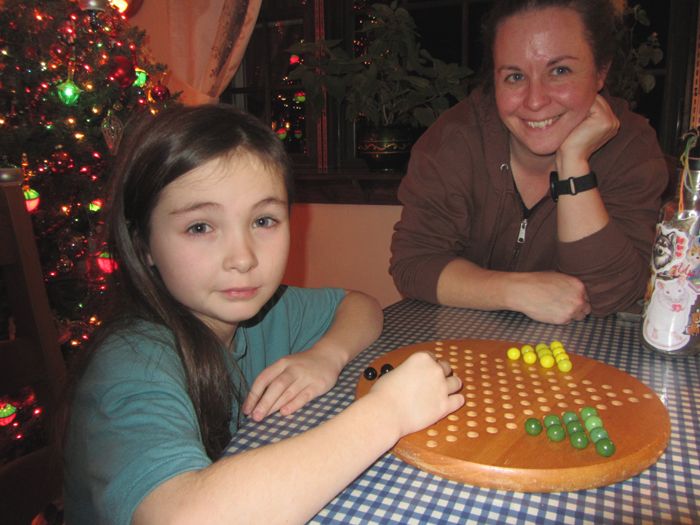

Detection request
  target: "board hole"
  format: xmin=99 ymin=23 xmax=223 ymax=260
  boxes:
xmin=467 ymin=420 xmax=478 ymax=428
xmin=446 ymin=435 xmax=458 ymax=442
xmin=447 ymin=425 xmax=459 ymax=432
xmin=506 ymin=422 xmax=518 ymax=430
xmin=611 ymin=400 xmax=623 ymax=407
xmin=486 ymin=427 xmax=498 ymax=434
xmin=447 ymin=414 xmax=459 ymax=421
xmin=427 ymin=429 xmax=438 ymax=437
xmin=467 ymin=431 xmax=479 ymax=438
xmin=540 ymin=405 xmax=551 ymax=412
xmin=426 ymin=440 xmax=438 ymax=448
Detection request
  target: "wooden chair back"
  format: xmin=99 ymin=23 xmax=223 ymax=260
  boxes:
xmin=0 ymin=167 xmax=66 ymax=525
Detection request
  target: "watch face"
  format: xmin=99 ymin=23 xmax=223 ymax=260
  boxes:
xmin=550 ymin=171 xmax=560 ymax=202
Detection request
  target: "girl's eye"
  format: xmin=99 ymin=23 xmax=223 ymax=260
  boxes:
xmin=187 ymin=222 xmax=212 ymax=234
xmin=253 ymin=216 xmax=277 ymax=228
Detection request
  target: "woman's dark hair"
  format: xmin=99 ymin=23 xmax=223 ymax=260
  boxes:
xmin=479 ymin=0 xmax=618 ymax=93
xmin=63 ymin=104 xmax=292 ymax=460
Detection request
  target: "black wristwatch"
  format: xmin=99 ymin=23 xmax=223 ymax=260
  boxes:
xmin=549 ymin=171 xmax=598 ymax=202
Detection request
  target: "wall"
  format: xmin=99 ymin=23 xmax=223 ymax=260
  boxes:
xmin=283 ymin=203 xmax=403 ymax=308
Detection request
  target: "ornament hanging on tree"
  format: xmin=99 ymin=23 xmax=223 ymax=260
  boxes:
xmin=108 ymin=55 xmax=136 ymax=89
xmin=0 ymin=403 xmax=18 ymax=426
xmin=78 ymin=0 xmax=109 ymax=12
xmin=148 ymin=82 xmax=170 ymax=103
xmin=133 ymin=67 xmax=148 ymax=88
xmin=23 ymin=187 xmax=40 ymax=212
xmin=57 ymin=78 xmax=82 ymax=105
xmin=101 ymin=109 xmax=124 ymax=154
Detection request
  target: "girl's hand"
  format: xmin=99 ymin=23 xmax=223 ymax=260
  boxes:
xmin=557 ymin=95 xmax=620 ymax=172
xmin=366 ymin=352 xmax=465 ymax=438
xmin=242 ymin=347 xmax=342 ymax=422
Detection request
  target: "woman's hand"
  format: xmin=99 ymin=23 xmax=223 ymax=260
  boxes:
xmin=508 ymin=271 xmax=591 ymax=324
xmin=242 ymin=347 xmax=344 ymax=422
xmin=556 ymin=94 xmax=620 ymax=174
xmin=366 ymin=352 xmax=465 ymax=437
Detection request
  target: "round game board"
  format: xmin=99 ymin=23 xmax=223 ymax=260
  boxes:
xmin=355 ymin=339 xmax=671 ymax=492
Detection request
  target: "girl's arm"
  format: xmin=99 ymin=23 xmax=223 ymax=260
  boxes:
xmin=133 ymin=352 xmax=464 ymax=525
xmin=242 ymin=290 xmax=383 ymax=421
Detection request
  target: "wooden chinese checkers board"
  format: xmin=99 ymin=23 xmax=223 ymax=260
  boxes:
xmin=355 ymin=339 xmax=671 ymax=492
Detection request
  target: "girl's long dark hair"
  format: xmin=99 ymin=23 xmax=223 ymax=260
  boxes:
xmin=61 ymin=104 xmax=292 ymax=460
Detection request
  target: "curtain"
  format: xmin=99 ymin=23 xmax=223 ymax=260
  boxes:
xmin=130 ymin=0 xmax=262 ymax=104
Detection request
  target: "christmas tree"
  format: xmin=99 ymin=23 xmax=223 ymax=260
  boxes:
xmin=0 ymin=0 xmax=176 ymax=355
xmin=0 ymin=0 xmax=176 ymax=463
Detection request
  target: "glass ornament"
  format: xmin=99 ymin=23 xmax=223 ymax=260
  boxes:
xmin=56 ymin=78 xmax=82 ymax=105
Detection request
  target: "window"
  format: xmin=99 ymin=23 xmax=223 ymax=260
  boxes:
xmin=222 ymin=0 xmax=698 ymax=203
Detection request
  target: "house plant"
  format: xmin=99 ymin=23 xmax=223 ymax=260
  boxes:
xmin=287 ymin=1 xmax=471 ymax=170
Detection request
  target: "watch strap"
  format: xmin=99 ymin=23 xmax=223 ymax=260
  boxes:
xmin=550 ymin=171 xmax=598 ymax=202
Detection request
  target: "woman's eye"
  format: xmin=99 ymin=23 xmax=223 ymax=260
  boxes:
xmin=187 ymin=222 xmax=212 ymax=234
xmin=505 ymin=72 xmax=524 ymax=84
xmin=552 ymin=66 xmax=571 ymax=76
xmin=253 ymin=216 xmax=277 ymax=228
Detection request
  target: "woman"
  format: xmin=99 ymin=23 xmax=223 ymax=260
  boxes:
xmin=390 ymin=0 xmax=668 ymax=324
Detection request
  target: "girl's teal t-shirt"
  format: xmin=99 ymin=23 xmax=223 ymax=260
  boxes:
xmin=64 ymin=285 xmax=345 ymax=525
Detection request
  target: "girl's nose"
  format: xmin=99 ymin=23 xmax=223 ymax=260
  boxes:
xmin=524 ymin=80 xmax=550 ymax=111
xmin=224 ymin=235 xmax=257 ymax=273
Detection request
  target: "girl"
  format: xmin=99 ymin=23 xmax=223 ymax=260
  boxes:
xmin=62 ymin=104 xmax=464 ymax=525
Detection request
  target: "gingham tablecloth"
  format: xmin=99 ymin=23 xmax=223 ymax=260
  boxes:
xmin=226 ymin=299 xmax=700 ymax=524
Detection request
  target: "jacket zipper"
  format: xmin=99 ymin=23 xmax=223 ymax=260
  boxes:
xmin=510 ymin=192 xmax=534 ymax=269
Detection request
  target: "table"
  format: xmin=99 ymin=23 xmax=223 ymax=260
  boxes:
xmin=225 ymin=300 xmax=700 ymax=524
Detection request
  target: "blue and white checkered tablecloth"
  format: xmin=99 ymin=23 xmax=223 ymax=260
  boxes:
xmin=226 ymin=300 xmax=700 ymax=524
